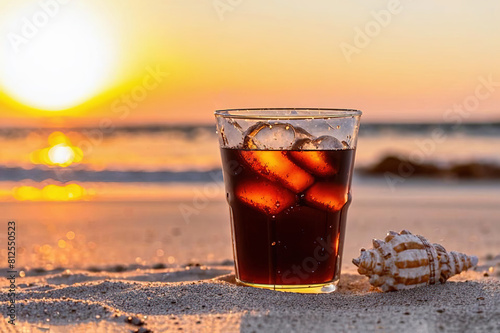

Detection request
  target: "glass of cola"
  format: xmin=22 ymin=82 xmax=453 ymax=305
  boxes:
xmin=215 ymin=108 xmax=362 ymax=293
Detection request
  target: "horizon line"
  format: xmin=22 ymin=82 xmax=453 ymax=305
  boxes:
xmin=1 ymin=120 xmax=500 ymax=130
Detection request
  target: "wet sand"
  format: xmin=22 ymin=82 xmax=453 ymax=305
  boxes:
xmin=0 ymin=179 xmax=499 ymax=332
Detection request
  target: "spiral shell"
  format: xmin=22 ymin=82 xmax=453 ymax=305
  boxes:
xmin=352 ymin=230 xmax=478 ymax=292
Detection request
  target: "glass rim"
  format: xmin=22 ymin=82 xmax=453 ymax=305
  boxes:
xmin=214 ymin=108 xmax=362 ymax=120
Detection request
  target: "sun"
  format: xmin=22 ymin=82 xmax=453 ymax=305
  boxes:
xmin=0 ymin=2 xmax=117 ymax=111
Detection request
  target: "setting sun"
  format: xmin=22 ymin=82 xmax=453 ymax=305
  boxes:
xmin=0 ymin=2 xmax=117 ymax=111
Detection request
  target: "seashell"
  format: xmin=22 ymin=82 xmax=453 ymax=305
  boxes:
xmin=352 ymin=230 xmax=478 ymax=292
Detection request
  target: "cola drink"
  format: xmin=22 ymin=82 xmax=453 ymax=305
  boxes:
xmin=215 ymin=110 xmax=361 ymax=293
xmin=221 ymin=147 xmax=355 ymax=289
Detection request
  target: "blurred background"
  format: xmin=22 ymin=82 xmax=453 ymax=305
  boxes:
xmin=0 ymin=0 xmax=499 ymax=273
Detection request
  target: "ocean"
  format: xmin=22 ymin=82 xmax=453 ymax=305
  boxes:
xmin=1 ymin=122 xmax=499 ymax=272
xmin=0 ymin=122 xmax=499 ymax=201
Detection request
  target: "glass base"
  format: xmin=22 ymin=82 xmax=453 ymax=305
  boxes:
xmin=235 ymin=278 xmax=338 ymax=294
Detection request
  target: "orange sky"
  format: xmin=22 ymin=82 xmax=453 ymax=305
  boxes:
xmin=0 ymin=0 xmax=499 ymax=127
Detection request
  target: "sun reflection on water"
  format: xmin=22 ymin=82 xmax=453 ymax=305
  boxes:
xmin=30 ymin=132 xmax=83 ymax=167
xmin=13 ymin=183 xmax=89 ymax=201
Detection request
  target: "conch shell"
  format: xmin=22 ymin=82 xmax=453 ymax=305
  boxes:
xmin=352 ymin=230 xmax=478 ymax=292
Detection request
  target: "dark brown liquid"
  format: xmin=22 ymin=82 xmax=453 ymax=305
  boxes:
xmin=220 ymin=148 xmax=355 ymax=286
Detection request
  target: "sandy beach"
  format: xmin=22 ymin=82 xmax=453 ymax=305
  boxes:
xmin=0 ymin=265 xmax=499 ymax=333
xmin=1 ymin=179 xmax=499 ymax=332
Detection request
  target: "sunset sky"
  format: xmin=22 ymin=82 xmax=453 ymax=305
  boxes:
xmin=0 ymin=0 xmax=499 ymax=127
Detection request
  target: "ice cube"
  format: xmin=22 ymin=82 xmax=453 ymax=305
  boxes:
xmin=240 ymin=150 xmax=314 ymax=193
xmin=292 ymin=135 xmax=345 ymax=150
xmin=243 ymin=122 xmax=312 ymax=150
xmin=289 ymin=136 xmax=342 ymax=176
xmin=219 ymin=119 xmax=243 ymax=147
xmin=304 ymin=182 xmax=348 ymax=212
xmin=236 ymin=179 xmax=296 ymax=215
xmin=288 ymin=150 xmax=338 ymax=177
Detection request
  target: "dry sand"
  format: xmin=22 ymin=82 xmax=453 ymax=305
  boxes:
xmin=0 ymin=263 xmax=498 ymax=333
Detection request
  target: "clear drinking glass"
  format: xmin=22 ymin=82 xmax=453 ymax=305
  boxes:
xmin=215 ymin=108 xmax=361 ymax=293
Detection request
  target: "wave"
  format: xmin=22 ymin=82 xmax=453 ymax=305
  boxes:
xmin=359 ymin=122 xmax=500 ymax=136
xmin=0 ymin=166 xmax=223 ymax=183
xmin=1 ymin=122 xmax=500 ymax=139
xmin=0 ymin=124 xmax=214 ymax=140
